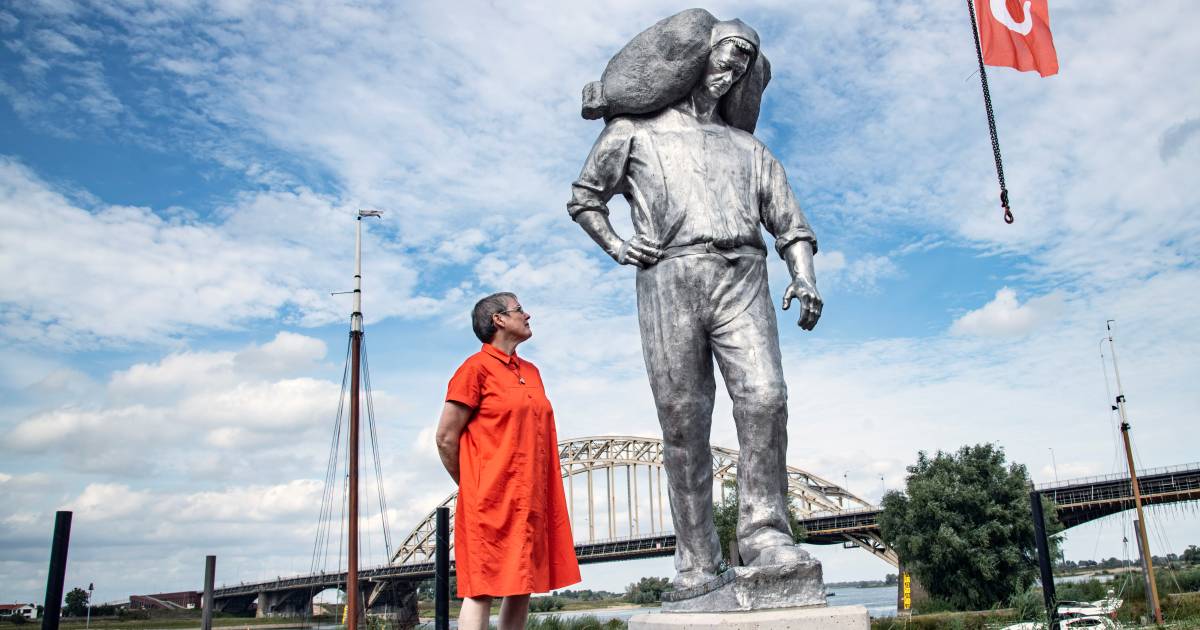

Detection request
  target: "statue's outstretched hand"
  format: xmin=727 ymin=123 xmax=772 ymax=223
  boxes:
xmin=782 ymin=277 xmax=822 ymax=331
xmin=614 ymin=235 xmax=663 ymax=268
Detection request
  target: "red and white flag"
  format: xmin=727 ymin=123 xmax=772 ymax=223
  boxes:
xmin=977 ymin=0 xmax=1059 ymax=77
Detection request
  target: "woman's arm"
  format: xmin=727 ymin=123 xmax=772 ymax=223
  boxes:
xmin=434 ymin=401 xmax=473 ymax=484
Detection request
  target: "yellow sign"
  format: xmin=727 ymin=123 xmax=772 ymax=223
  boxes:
xmin=902 ymin=573 xmax=912 ymax=610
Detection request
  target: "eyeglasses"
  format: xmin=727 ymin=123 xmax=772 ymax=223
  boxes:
xmin=496 ymin=305 xmax=525 ymax=316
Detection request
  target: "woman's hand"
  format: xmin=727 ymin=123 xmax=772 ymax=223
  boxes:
xmin=435 ymin=401 xmax=473 ymax=484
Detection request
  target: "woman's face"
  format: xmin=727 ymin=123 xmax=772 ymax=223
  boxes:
xmin=496 ymin=296 xmax=532 ymax=341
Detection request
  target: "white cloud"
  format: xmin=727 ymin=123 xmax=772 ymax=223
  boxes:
xmin=65 ymin=483 xmax=151 ymax=521
xmin=0 ymin=160 xmax=431 ymax=346
xmin=34 ymin=29 xmax=82 ymax=55
xmin=0 ymin=11 xmax=19 ymax=32
xmin=950 ymin=287 xmax=1064 ymax=337
xmin=169 ymin=480 xmax=324 ymax=523
xmin=4 ymin=332 xmax=348 ymax=476
xmin=233 ymin=331 xmax=326 ymax=376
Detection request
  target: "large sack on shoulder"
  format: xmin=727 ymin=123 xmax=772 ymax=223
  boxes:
xmin=581 ymin=8 xmax=771 ymax=134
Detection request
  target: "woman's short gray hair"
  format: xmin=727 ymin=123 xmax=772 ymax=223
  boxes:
xmin=471 ymin=292 xmax=517 ymax=343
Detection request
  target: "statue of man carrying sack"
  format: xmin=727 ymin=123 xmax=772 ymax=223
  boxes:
xmin=568 ymin=9 xmax=823 ymax=591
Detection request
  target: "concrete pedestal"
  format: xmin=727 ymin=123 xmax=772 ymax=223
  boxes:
xmin=629 ymin=605 xmax=870 ymax=630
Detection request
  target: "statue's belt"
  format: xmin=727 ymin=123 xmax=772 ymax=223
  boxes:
xmin=660 ymin=242 xmax=766 ymax=262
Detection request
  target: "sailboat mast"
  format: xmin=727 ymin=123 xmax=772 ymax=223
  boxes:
xmin=1106 ymin=321 xmax=1162 ymax=625
xmin=346 ymin=215 xmax=363 ymax=630
xmin=346 ymin=209 xmax=380 ymax=629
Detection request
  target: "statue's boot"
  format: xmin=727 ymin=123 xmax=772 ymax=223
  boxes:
xmin=672 ymin=568 xmax=719 ymax=590
xmin=747 ymin=544 xmax=815 ymax=567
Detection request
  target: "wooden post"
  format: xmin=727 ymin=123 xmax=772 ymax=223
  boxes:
xmin=202 ymin=556 xmax=216 ymax=630
xmin=435 ymin=507 xmax=450 ymax=630
xmin=1030 ymin=492 xmax=1057 ymax=626
xmin=42 ymin=511 xmax=72 ymax=630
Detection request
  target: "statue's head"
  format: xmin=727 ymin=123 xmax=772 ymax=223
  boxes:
xmin=582 ymin=9 xmax=772 ymax=132
xmin=701 ymin=20 xmax=759 ymax=100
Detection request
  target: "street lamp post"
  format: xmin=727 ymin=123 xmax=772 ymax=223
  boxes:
xmin=85 ymin=583 xmax=93 ymax=630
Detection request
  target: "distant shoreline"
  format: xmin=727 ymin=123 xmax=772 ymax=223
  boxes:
xmin=825 ymin=581 xmax=897 ymax=589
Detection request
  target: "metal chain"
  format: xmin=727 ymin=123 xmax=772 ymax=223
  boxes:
xmin=967 ymin=0 xmax=1014 ymax=224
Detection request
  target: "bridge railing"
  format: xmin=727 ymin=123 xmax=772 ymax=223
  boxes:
xmin=571 ymin=530 xmax=677 ymax=548
xmin=1033 ymin=462 xmax=1200 ymax=491
xmin=804 ymin=506 xmax=881 ymax=519
xmin=214 ymin=562 xmax=400 ymax=592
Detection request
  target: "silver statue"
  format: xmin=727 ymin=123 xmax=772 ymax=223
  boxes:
xmin=569 ymin=11 xmax=822 ymax=591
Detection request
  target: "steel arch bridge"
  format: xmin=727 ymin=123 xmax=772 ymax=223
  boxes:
xmin=391 ymin=435 xmax=897 ymax=569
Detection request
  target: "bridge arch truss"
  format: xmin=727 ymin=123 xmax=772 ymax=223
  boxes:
xmin=392 ymin=436 xmax=895 ymax=567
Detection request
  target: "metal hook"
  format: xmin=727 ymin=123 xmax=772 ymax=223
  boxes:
xmin=1001 ymin=189 xmax=1014 ymax=224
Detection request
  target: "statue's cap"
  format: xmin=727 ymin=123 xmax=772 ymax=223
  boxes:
xmin=709 ymin=19 xmax=760 ymax=52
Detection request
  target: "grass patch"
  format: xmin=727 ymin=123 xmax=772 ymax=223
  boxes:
xmin=871 ymin=609 xmax=1018 ymax=630
xmin=53 ymin=618 xmax=315 ymax=630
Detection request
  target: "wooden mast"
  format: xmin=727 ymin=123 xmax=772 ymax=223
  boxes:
xmin=346 ymin=209 xmax=381 ymax=629
xmin=1106 ymin=321 xmax=1162 ymax=625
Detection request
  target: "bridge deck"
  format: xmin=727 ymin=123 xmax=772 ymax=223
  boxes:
xmin=1035 ymin=462 xmax=1200 ymax=528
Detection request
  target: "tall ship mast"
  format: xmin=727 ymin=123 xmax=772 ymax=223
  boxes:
xmin=1105 ymin=321 xmax=1162 ymax=625
xmin=346 ymin=209 xmax=381 ymax=629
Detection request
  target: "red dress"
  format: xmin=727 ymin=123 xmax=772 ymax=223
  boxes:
xmin=446 ymin=343 xmax=581 ymax=597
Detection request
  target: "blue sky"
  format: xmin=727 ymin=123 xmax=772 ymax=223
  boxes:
xmin=1 ymin=0 xmax=1198 ymax=605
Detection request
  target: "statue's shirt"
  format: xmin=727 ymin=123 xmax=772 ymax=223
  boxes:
xmin=568 ymin=103 xmax=817 ymax=256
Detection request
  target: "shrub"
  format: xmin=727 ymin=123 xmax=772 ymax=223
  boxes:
xmin=1056 ymin=578 xmax=1109 ymax=602
xmin=1164 ymin=592 xmax=1200 ymax=621
xmin=529 ymin=596 xmax=565 ymax=613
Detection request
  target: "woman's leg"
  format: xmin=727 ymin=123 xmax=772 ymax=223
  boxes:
xmin=457 ymin=596 xmax=493 ymax=630
xmin=498 ymin=594 xmax=530 ymax=630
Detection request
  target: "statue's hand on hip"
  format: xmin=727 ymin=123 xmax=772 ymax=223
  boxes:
xmin=782 ymin=277 xmax=823 ymax=331
xmin=615 ymin=235 xmax=663 ymax=268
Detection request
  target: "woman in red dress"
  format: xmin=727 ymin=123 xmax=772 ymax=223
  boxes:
xmin=435 ymin=292 xmax=581 ymax=630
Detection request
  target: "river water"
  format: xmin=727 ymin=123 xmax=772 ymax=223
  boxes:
xmin=825 ymin=585 xmax=898 ymax=618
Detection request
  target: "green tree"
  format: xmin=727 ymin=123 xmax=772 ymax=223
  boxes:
xmin=624 ymin=577 xmax=670 ymax=604
xmin=528 ymin=596 xmax=564 ymax=612
xmin=1183 ymin=545 xmax=1200 ymax=564
xmin=415 ymin=575 xmax=458 ymax=601
xmin=64 ymin=587 xmax=89 ymax=617
xmin=878 ymin=443 xmax=1062 ymax=611
xmin=713 ymin=481 xmax=807 ymax=565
